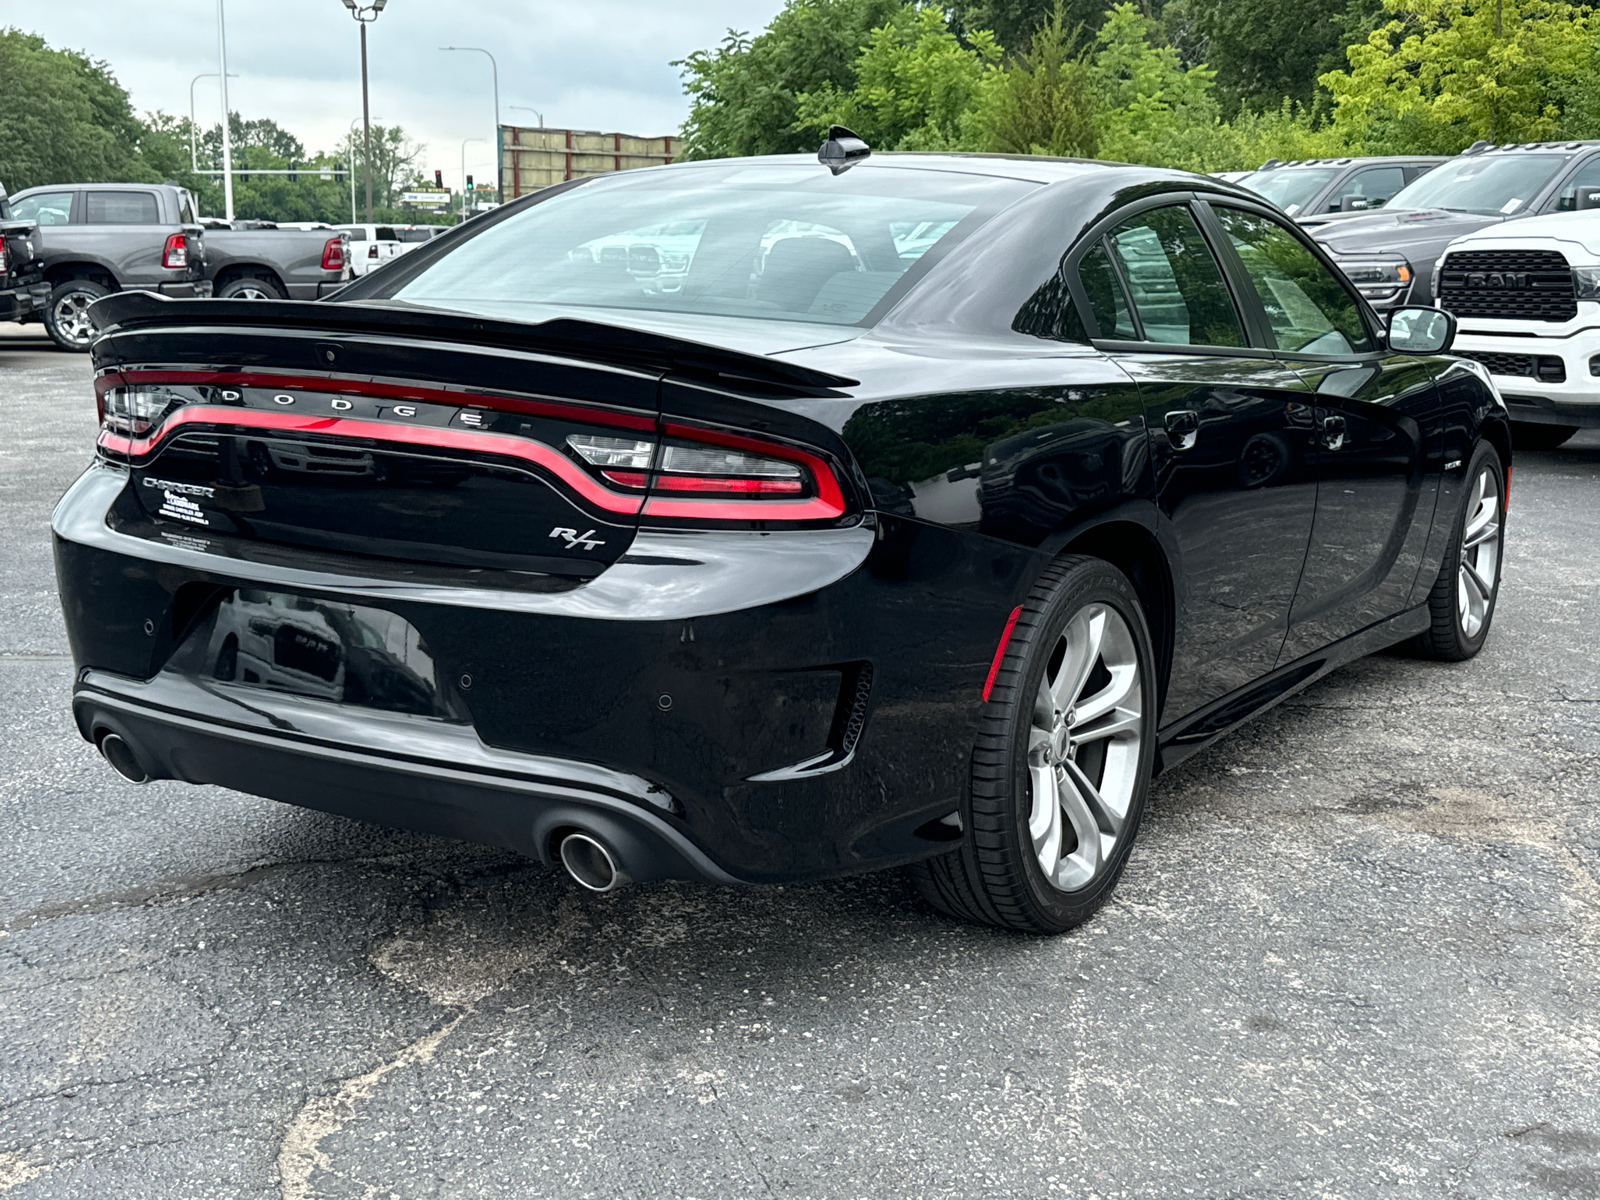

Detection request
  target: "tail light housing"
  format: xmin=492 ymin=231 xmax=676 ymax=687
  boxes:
xmin=161 ymin=233 xmax=189 ymax=270
xmin=368 ymin=244 xmax=379 ymax=259
xmin=0 ymin=240 xmax=8 ymax=276
xmin=320 ymin=236 xmax=345 ymax=271
xmin=567 ymin=424 xmax=846 ymax=522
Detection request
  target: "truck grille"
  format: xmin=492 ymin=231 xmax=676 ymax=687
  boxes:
xmin=1454 ymin=349 xmax=1566 ymax=382
xmin=1455 ymin=350 xmax=1534 ymax=376
xmin=1437 ymin=250 xmax=1575 ymax=321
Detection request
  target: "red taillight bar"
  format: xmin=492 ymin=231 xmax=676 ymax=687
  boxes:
xmin=320 ymin=237 xmax=345 ymax=271
xmin=97 ymin=406 xmax=645 ymax=515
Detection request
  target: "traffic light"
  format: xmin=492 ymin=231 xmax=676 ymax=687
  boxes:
xmin=466 ymin=175 xmax=474 ymax=189
xmin=434 ymin=169 xmax=443 ymax=188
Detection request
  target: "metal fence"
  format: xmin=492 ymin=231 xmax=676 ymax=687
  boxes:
xmin=502 ymin=126 xmax=680 ymax=197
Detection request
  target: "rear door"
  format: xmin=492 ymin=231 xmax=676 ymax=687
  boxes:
xmin=1202 ymin=201 xmax=1439 ymax=662
xmin=81 ymin=188 xmax=168 ymax=284
xmin=1073 ymin=199 xmax=1320 ymax=725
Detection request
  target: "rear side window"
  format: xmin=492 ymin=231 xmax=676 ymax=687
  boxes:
xmin=1104 ymin=206 xmax=1244 ymax=347
xmin=85 ymin=191 xmax=160 ymax=224
xmin=376 ymin=227 xmax=398 ymax=241
xmin=1076 ymin=242 xmax=1137 ymax=339
xmin=178 ymin=192 xmax=198 ymax=225
xmin=345 ymin=228 xmax=368 ymax=241
xmin=1212 ymin=206 xmax=1373 ymax=354
xmin=11 ymin=191 xmax=73 ymax=225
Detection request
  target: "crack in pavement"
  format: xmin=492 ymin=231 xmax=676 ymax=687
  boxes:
xmin=276 ymin=1013 xmax=465 ymax=1200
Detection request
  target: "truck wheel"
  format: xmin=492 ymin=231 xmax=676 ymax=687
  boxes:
xmin=1509 ymin=422 xmax=1576 ymax=451
xmin=43 ymin=280 xmax=109 ymax=351
xmin=217 ymin=277 xmax=284 ymax=300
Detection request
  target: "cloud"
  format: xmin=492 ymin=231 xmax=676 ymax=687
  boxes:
xmin=6 ymin=0 xmax=781 ymax=175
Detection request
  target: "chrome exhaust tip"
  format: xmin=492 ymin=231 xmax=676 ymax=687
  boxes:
xmin=558 ymin=832 xmax=630 ymax=893
xmin=97 ymin=731 xmax=150 ymax=785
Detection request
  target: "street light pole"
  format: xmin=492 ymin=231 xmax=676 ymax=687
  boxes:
xmin=215 ymin=0 xmax=234 ymax=222
xmin=459 ymin=137 xmax=484 ymax=225
xmin=188 ymin=73 xmax=236 ymax=174
xmin=509 ymin=104 xmax=544 ymax=128
xmin=340 ymin=0 xmax=387 ymax=223
xmin=441 ymin=47 xmax=501 ymax=205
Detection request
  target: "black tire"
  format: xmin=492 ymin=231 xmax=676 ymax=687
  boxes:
xmin=1410 ymin=440 xmax=1505 ymax=661
xmin=43 ymin=279 xmax=110 ymax=351
xmin=217 ymin=276 xmax=285 ymax=300
xmin=1510 ymin=421 xmax=1577 ymax=451
xmin=909 ymin=555 xmax=1159 ymax=934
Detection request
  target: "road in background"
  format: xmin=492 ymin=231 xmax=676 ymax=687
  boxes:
xmin=2 ymin=324 xmax=1598 ymax=1199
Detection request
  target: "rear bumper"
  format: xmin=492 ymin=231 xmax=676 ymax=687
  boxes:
xmin=74 ymin=669 xmax=737 ymax=884
xmin=1 ymin=281 xmax=46 ymax=319
xmin=53 ymin=463 xmax=1038 ymax=883
xmin=156 ymin=280 xmax=211 ymax=299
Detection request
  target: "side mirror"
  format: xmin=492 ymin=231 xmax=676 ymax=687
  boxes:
xmin=1577 ymin=187 xmax=1600 ymax=211
xmin=1337 ymin=195 xmax=1371 ymax=212
xmin=1388 ymin=306 xmax=1456 ymax=355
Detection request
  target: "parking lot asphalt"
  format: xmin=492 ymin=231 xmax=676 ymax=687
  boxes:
xmin=1 ymin=321 xmax=1598 ymax=1200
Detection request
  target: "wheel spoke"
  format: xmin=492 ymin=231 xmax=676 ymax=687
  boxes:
xmin=1461 ymin=558 xmax=1492 ymax=603
xmin=1049 ymin=607 xmax=1104 ymax=712
xmin=1055 ymin=766 xmax=1102 ymax=871
xmin=1072 ymin=662 xmax=1139 ymax=728
xmin=1063 ymin=758 xmax=1126 ymax=837
xmin=1029 ymin=763 xmax=1063 ymax=871
xmin=1463 ymin=517 xmax=1499 ymax=551
xmin=1072 ymin=706 xmax=1142 ymax=744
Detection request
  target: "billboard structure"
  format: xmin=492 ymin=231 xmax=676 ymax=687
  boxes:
xmin=502 ymin=126 xmax=680 ymax=199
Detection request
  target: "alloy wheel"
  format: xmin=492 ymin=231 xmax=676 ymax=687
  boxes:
xmin=229 ymin=284 xmax=272 ymax=300
xmin=1026 ymin=602 xmax=1144 ymax=893
xmin=53 ymin=292 xmax=97 ymax=346
xmin=1456 ymin=465 xmax=1501 ymax=640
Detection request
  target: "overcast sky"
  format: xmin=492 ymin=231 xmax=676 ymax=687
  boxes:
xmin=2 ymin=0 xmax=783 ymax=185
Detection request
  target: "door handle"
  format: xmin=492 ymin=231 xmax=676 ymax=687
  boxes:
xmin=1321 ymin=413 xmax=1347 ymax=452
xmin=1165 ymin=409 xmax=1200 ymax=451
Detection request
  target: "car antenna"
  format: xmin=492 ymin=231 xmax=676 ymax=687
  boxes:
xmin=1258 ymin=158 xmax=1282 ymax=170
xmin=818 ymin=126 xmax=871 ymax=175
xmin=1462 ymin=140 xmax=1491 ymax=156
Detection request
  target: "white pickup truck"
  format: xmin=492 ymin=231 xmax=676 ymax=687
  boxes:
xmin=337 ymin=224 xmax=445 ymax=277
xmin=1436 ymin=211 xmax=1600 ymax=449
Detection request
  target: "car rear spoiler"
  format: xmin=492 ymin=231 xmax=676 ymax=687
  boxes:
xmin=88 ymin=291 xmax=860 ymax=397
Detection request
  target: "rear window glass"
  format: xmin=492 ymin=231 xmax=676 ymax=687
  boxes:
xmin=397 ymin=228 xmax=437 ymax=243
xmin=85 ymin=191 xmax=159 ymax=224
xmin=382 ymin=163 xmax=1036 ymax=326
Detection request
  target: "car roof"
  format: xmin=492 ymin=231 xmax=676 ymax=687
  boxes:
xmin=651 ymin=151 xmax=1151 ymax=188
xmin=1450 ymin=209 xmax=1600 ymax=243
xmin=1251 ymin=156 xmax=1448 ymax=171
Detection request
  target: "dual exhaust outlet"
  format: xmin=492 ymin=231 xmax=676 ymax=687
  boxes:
xmin=94 ymin=728 xmax=632 ymax=893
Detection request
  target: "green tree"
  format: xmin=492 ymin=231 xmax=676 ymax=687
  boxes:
xmin=1320 ymin=0 xmax=1598 ymax=151
xmin=795 ymin=5 xmax=1003 ymax=149
xmin=1158 ymin=0 xmax=1380 ymax=116
xmin=676 ymin=0 xmax=903 ymax=159
xmin=0 ymin=28 xmax=150 ymax=190
xmin=1087 ymin=3 xmax=1227 ymax=169
xmin=951 ymin=0 xmax=1119 ymax=52
xmin=968 ymin=3 xmax=1099 ymax=156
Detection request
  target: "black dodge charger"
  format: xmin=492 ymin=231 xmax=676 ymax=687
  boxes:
xmin=54 ymin=136 xmax=1509 ymax=933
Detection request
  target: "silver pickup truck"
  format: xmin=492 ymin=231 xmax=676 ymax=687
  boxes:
xmin=6 ymin=182 xmax=350 ymax=349
xmin=201 ymin=218 xmax=351 ymax=301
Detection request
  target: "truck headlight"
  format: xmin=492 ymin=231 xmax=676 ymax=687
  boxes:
xmin=1338 ymin=255 xmax=1413 ymax=304
xmin=1572 ymin=267 xmax=1600 ymax=300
